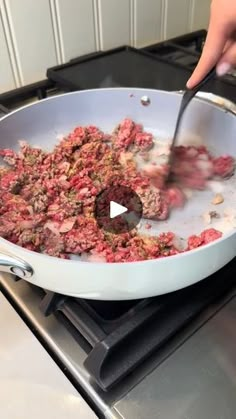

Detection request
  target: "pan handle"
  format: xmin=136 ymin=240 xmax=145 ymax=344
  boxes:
xmin=174 ymin=91 xmax=236 ymax=116
xmin=0 ymin=252 xmax=33 ymax=279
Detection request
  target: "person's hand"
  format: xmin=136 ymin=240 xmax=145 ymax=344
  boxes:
xmin=187 ymin=0 xmax=236 ymax=89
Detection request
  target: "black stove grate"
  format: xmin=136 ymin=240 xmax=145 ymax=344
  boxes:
xmin=143 ymin=29 xmax=236 ymax=86
xmin=45 ymin=31 xmax=236 ymax=101
xmin=40 ymin=258 xmax=236 ymax=391
xmin=1 ymin=29 xmax=236 ymax=112
xmin=143 ymin=29 xmax=207 ymax=68
xmin=0 ymin=80 xmax=55 ymax=111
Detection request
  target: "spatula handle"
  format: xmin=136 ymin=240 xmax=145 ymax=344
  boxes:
xmin=191 ymin=66 xmax=216 ymax=94
xmin=180 ymin=66 xmax=217 ymax=119
xmin=186 ymin=66 xmax=216 ymax=105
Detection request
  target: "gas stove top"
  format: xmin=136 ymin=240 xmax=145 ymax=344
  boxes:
xmin=0 ymin=29 xmax=236 ymax=115
xmin=1 ymin=265 xmax=236 ymax=419
xmin=0 ymin=30 xmax=236 ymax=419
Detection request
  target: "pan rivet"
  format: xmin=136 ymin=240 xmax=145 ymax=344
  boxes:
xmin=11 ymin=267 xmax=25 ymax=277
xmin=141 ymin=96 xmax=151 ymax=106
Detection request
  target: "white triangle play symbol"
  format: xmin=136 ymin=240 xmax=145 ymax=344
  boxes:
xmin=110 ymin=201 xmax=128 ymax=219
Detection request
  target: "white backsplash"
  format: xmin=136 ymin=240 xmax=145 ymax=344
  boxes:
xmin=0 ymin=0 xmax=211 ymax=93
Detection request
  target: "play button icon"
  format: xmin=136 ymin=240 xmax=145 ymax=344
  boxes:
xmin=94 ymin=185 xmax=143 ymax=234
xmin=110 ymin=201 xmax=127 ymax=219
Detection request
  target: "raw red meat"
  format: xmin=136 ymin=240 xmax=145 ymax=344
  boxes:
xmin=0 ymin=119 xmax=233 ymax=262
xmin=188 ymin=228 xmax=222 ymax=250
xmin=213 ymin=155 xmax=235 ymax=178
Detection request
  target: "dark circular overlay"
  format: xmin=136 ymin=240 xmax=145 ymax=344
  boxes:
xmin=94 ymin=185 xmax=143 ymax=234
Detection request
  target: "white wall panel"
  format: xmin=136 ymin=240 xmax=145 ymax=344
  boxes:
xmin=0 ymin=4 xmax=16 ymax=92
xmin=134 ymin=0 xmax=163 ymax=47
xmin=0 ymin=0 xmax=211 ymax=91
xmin=98 ymin=0 xmax=131 ymax=50
xmin=191 ymin=0 xmax=211 ymax=30
xmin=164 ymin=0 xmax=191 ymax=39
xmin=55 ymin=0 xmax=98 ymax=62
xmin=5 ymin=0 xmax=58 ymax=85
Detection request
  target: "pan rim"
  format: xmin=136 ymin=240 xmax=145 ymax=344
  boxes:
xmin=0 ymin=230 xmax=235 ymax=267
xmin=0 ymin=87 xmax=235 ymax=123
xmin=0 ymin=87 xmax=235 ymax=266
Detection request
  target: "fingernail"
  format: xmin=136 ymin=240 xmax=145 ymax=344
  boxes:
xmin=186 ymin=78 xmax=192 ymax=89
xmin=216 ymin=62 xmax=231 ymax=76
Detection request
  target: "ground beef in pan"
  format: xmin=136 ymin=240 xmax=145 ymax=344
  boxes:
xmin=0 ymin=119 xmax=234 ymax=262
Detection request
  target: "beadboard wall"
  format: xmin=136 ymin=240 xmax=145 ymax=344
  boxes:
xmin=0 ymin=0 xmax=211 ymax=93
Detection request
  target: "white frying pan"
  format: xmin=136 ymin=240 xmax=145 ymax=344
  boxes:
xmin=0 ymin=88 xmax=235 ymax=300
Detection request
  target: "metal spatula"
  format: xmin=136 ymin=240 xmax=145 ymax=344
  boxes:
xmin=166 ymin=67 xmax=216 ymax=182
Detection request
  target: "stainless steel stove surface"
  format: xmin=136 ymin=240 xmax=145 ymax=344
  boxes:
xmin=0 ymin=30 xmax=236 ymax=419
xmin=1 ymin=266 xmax=236 ymax=419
